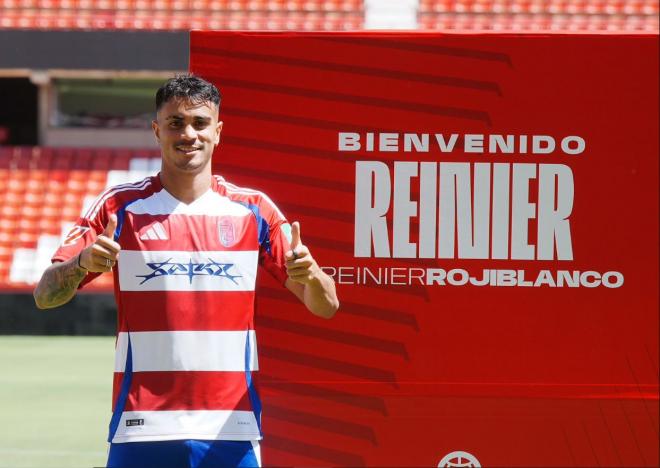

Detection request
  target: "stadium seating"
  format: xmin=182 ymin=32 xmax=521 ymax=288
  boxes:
xmin=1 ymin=0 xmax=658 ymax=30
xmin=417 ymin=0 xmax=659 ymax=30
xmin=0 ymin=146 xmax=160 ymax=289
xmin=0 ymin=0 xmax=365 ymax=30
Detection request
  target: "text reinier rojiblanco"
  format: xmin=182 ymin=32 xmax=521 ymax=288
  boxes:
xmin=340 ymin=132 xmax=585 ymax=260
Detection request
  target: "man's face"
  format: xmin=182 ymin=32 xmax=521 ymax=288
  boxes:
xmin=152 ymin=97 xmax=222 ymax=175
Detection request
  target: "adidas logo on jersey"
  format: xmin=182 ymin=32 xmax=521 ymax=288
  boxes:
xmin=139 ymin=222 xmax=169 ymax=241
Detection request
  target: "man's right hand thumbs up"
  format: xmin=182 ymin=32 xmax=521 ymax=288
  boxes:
xmin=102 ymin=213 xmax=118 ymax=239
xmin=78 ymin=214 xmax=121 ymax=273
xmin=290 ymin=221 xmax=301 ymax=255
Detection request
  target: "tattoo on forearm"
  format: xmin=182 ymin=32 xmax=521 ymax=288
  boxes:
xmin=34 ymin=258 xmax=86 ymax=308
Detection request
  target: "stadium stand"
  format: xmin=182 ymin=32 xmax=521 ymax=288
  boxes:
xmin=3 ymin=0 xmax=654 ymax=31
xmin=0 ymin=0 xmax=365 ymax=30
xmin=417 ymin=0 xmax=659 ymax=30
xmin=0 ymin=146 xmax=160 ymax=289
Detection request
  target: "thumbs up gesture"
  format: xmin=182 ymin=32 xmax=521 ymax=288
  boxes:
xmin=285 ymin=221 xmax=320 ymax=285
xmin=78 ymin=214 xmax=121 ymax=273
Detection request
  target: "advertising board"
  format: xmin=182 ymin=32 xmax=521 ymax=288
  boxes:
xmin=190 ymin=31 xmax=659 ymax=467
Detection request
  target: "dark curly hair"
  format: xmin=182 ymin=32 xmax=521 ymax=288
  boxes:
xmin=155 ymin=74 xmax=221 ymax=112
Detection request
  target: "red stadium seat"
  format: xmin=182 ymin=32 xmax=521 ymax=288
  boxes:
xmin=0 ymin=203 xmax=22 ymax=220
xmin=112 ymin=150 xmax=133 ymax=169
xmin=40 ymin=204 xmax=63 ymax=218
xmin=0 ymin=218 xmax=17 ymax=233
xmin=15 ymin=230 xmax=39 ymax=245
xmin=0 ymin=261 xmax=10 ymax=280
xmin=417 ymin=0 xmax=658 ymax=30
xmin=0 ymin=230 xmax=13 ymax=245
xmin=0 ymin=0 xmax=365 ymax=29
xmin=0 ymin=150 xmax=11 ymax=169
xmin=6 ymin=178 xmax=27 ymax=194
xmin=23 ymin=191 xmax=44 ymax=207
xmin=0 ymin=245 xmax=12 ymax=262
xmin=74 ymin=149 xmax=94 ymax=170
xmin=62 ymin=204 xmax=82 ymax=221
xmin=91 ymin=153 xmax=112 ymax=170
xmin=51 ymin=148 xmax=75 ymax=170
xmin=31 ymin=149 xmax=54 ymax=170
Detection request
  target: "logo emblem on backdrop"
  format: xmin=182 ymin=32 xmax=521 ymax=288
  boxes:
xmin=136 ymin=259 xmax=242 ymax=285
xmin=438 ymin=451 xmax=481 ymax=468
xmin=62 ymin=225 xmax=90 ymax=246
xmin=218 ymin=217 xmax=236 ymax=247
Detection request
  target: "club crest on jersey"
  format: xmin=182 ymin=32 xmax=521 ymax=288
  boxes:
xmin=62 ymin=225 xmax=90 ymax=246
xmin=218 ymin=217 xmax=236 ymax=247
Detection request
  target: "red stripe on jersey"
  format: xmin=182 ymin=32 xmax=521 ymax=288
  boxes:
xmin=119 ymin=213 xmax=259 ymax=252
xmin=113 ymin=371 xmax=254 ymax=412
xmin=118 ymin=291 xmax=256 ymax=332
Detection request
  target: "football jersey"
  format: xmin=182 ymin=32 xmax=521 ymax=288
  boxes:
xmin=52 ymin=174 xmax=291 ymax=443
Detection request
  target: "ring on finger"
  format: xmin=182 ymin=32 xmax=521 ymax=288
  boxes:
xmin=106 ymin=258 xmax=111 ymax=268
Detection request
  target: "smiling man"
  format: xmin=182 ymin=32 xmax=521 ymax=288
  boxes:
xmin=33 ymin=75 xmax=339 ymax=468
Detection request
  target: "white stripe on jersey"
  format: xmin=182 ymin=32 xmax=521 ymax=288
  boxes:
xmin=251 ymin=441 xmax=262 ymax=467
xmin=126 ymin=189 xmax=253 ymax=217
xmin=111 ymin=410 xmax=261 ymax=443
xmin=114 ymin=330 xmax=258 ymax=372
xmin=216 ymin=177 xmax=286 ymax=220
xmin=84 ymin=177 xmax=152 ymax=220
xmin=152 ymin=222 xmax=168 ymax=239
xmin=139 ymin=226 xmax=167 ymax=240
xmin=118 ymin=250 xmax=258 ymax=292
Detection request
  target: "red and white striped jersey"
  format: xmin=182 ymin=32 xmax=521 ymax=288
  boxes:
xmin=52 ymin=174 xmax=291 ymax=443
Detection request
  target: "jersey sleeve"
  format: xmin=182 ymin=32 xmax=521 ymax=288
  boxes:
xmin=51 ymin=191 xmax=115 ymax=288
xmin=257 ymin=193 xmax=291 ymax=285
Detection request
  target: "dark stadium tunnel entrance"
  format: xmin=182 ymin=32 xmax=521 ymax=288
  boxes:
xmin=0 ymin=78 xmax=38 ymax=146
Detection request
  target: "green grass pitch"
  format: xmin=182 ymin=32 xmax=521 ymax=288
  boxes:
xmin=0 ymin=336 xmax=115 ymax=468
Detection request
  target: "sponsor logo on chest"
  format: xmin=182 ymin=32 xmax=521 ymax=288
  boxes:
xmin=137 ymin=258 xmax=242 ymax=285
xmin=118 ymin=250 xmax=259 ymax=291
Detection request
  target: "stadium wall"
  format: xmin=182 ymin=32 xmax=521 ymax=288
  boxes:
xmin=0 ymin=293 xmax=115 ymax=335
xmin=0 ymin=30 xmax=188 ymax=70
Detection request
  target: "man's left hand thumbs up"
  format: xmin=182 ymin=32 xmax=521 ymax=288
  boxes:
xmin=290 ymin=221 xmax=301 ymax=256
xmin=285 ymin=221 xmax=319 ymax=285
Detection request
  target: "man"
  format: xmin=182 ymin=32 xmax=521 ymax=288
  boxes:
xmin=33 ymin=74 xmax=339 ymax=468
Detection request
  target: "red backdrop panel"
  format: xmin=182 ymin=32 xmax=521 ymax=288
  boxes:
xmin=190 ymin=31 xmax=658 ymax=467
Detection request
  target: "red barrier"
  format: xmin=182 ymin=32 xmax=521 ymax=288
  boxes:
xmin=190 ymin=31 xmax=659 ymax=467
